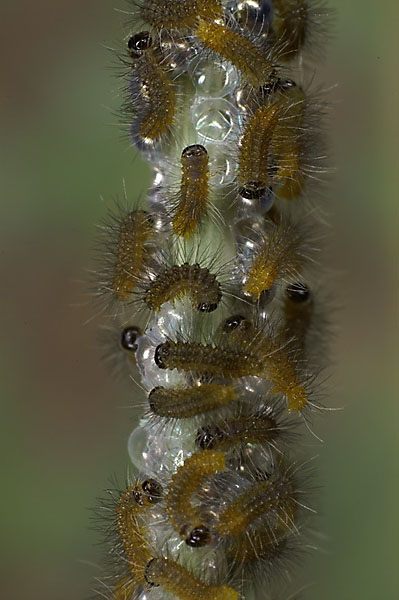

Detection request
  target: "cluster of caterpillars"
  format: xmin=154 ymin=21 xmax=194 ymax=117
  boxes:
xmin=94 ymin=1 xmax=332 ymax=600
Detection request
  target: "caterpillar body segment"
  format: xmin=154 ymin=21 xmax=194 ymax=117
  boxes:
xmin=124 ymin=31 xmax=177 ymax=147
xmin=115 ymin=480 xmax=163 ymax=581
xmin=102 ymin=208 xmax=156 ymax=303
xmin=135 ymin=0 xmax=224 ymax=31
xmin=145 ymin=558 xmax=239 ymax=600
xmin=195 ymin=18 xmax=276 ymax=87
xmin=113 ymin=577 xmax=135 ymax=600
xmin=216 ymin=470 xmax=298 ymax=537
xmin=145 ymin=262 xmax=223 ymax=313
xmin=271 ymin=0 xmax=331 ymax=62
xmin=283 ymin=282 xmax=314 ymax=359
xmin=149 ymin=383 xmax=238 ymax=419
xmin=237 ymin=102 xmax=280 ymax=201
xmin=195 ymin=408 xmax=287 ymax=452
xmin=165 ymin=450 xmax=226 ymax=546
xmin=154 ymin=340 xmax=265 ymax=379
xmin=220 ymin=315 xmax=311 ymax=412
xmin=242 ymin=220 xmax=307 ymax=300
xmin=172 ymin=144 xmax=210 ymax=238
xmin=271 ymin=81 xmax=308 ymax=199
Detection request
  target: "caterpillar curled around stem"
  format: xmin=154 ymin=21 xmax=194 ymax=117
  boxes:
xmin=148 ymin=383 xmax=238 ymax=419
xmin=145 ymin=262 xmax=223 ymax=313
xmin=145 ymin=557 xmax=239 ymax=600
xmin=165 ymin=449 xmax=226 ymax=546
xmin=95 ymin=478 xmax=163 ymax=593
xmin=216 ymin=468 xmax=298 ymax=538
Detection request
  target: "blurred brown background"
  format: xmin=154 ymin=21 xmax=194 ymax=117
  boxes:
xmin=0 ymin=1 xmax=397 ymax=599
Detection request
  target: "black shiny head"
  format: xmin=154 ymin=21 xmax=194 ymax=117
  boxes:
xmin=286 ymin=282 xmax=310 ymax=303
xmin=222 ymin=314 xmax=248 ymax=333
xmin=185 ymin=526 xmax=211 ymax=548
xmin=182 ymin=144 xmax=208 ymax=160
xmin=240 ymin=181 xmax=267 ymax=200
xmin=128 ymin=31 xmax=152 ymax=58
xmin=197 ymin=302 xmax=218 ymax=313
xmin=121 ymin=326 xmax=142 ymax=351
xmin=154 ymin=343 xmax=170 ymax=369
xmin=148 ymin=386 xmax=162 ymax=412
xmin=142 ymin=479 xmax=163 ymax=504
xmin=276 ymin=78 xmax=297 ymax=92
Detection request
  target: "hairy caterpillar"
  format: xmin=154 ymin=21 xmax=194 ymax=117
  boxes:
xmin=195 ymin=405 xmax=291 ymax=452
xmin=271 ymin=0 xmax=330 ymax=62
xmin=220 ymin=314 xmax=312 ymax=411
xmin=123 ymin=31 xmax=177 ymax=147
xmin=148 ymin=383 xmax=238 ymax=418
xmin=172 ymin=144 xmax=210 ymax=238
xmin=134 ymin=0 xmax=224 ymax=30
xmin=145 ymin=262 xmax=223 ymax=312
xmin=165 ymin=449 xmax=226 ymax=546
xmin=241 ymin=220 xmax=309 ymax=300
xmin=91 ymin=1 xmax=336 ymax=599
xmin=216 ymin=469 xmax=298 ymax=537
xmin=194 ymin=19 xmax=277 ymax=87
xmin=145 ymin=558 xmax=239 ymax=600
xmin=154 ymin=339 xmax=265 ymax=378
xmin=97 ymin=206 xmax=156 ymax=305
xmin=237 ymin=101 xmax=280 ymax=200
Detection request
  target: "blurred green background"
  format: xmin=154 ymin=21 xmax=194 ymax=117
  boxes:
xmin=0 ymin=1 xmax=397 ymax=599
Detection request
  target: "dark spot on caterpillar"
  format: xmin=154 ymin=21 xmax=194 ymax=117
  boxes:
xmin=286 ymin=282 xmax=310 ymax=303
xmin=239 ymin=181 xmax=267 ymax=200
xmin=131 ymin=487 xmax=144 ymax=506
xmin=148 ymin=386 xmax=163 ymax=412
xmin=142 ymin=478 xmax=163 ymax=504
xmin=128 ymin=31 xmax=153 ymax=58
xmin=154 ymin=343 xmax=169 ymax=369
xmin=222 ymin=314 xmax=248 ymax=333
xmin=195 ymin=425 xmax=223 ymax=450
xmin=197 ymin=302 xmax=218 ymax=312
xmin=185 ymin=525 xmax=212 ymax=548
xmin=121 ymin=326 xmax=142 ymax=351
xmin=182 ymin=144 xmax=208 ymax=159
